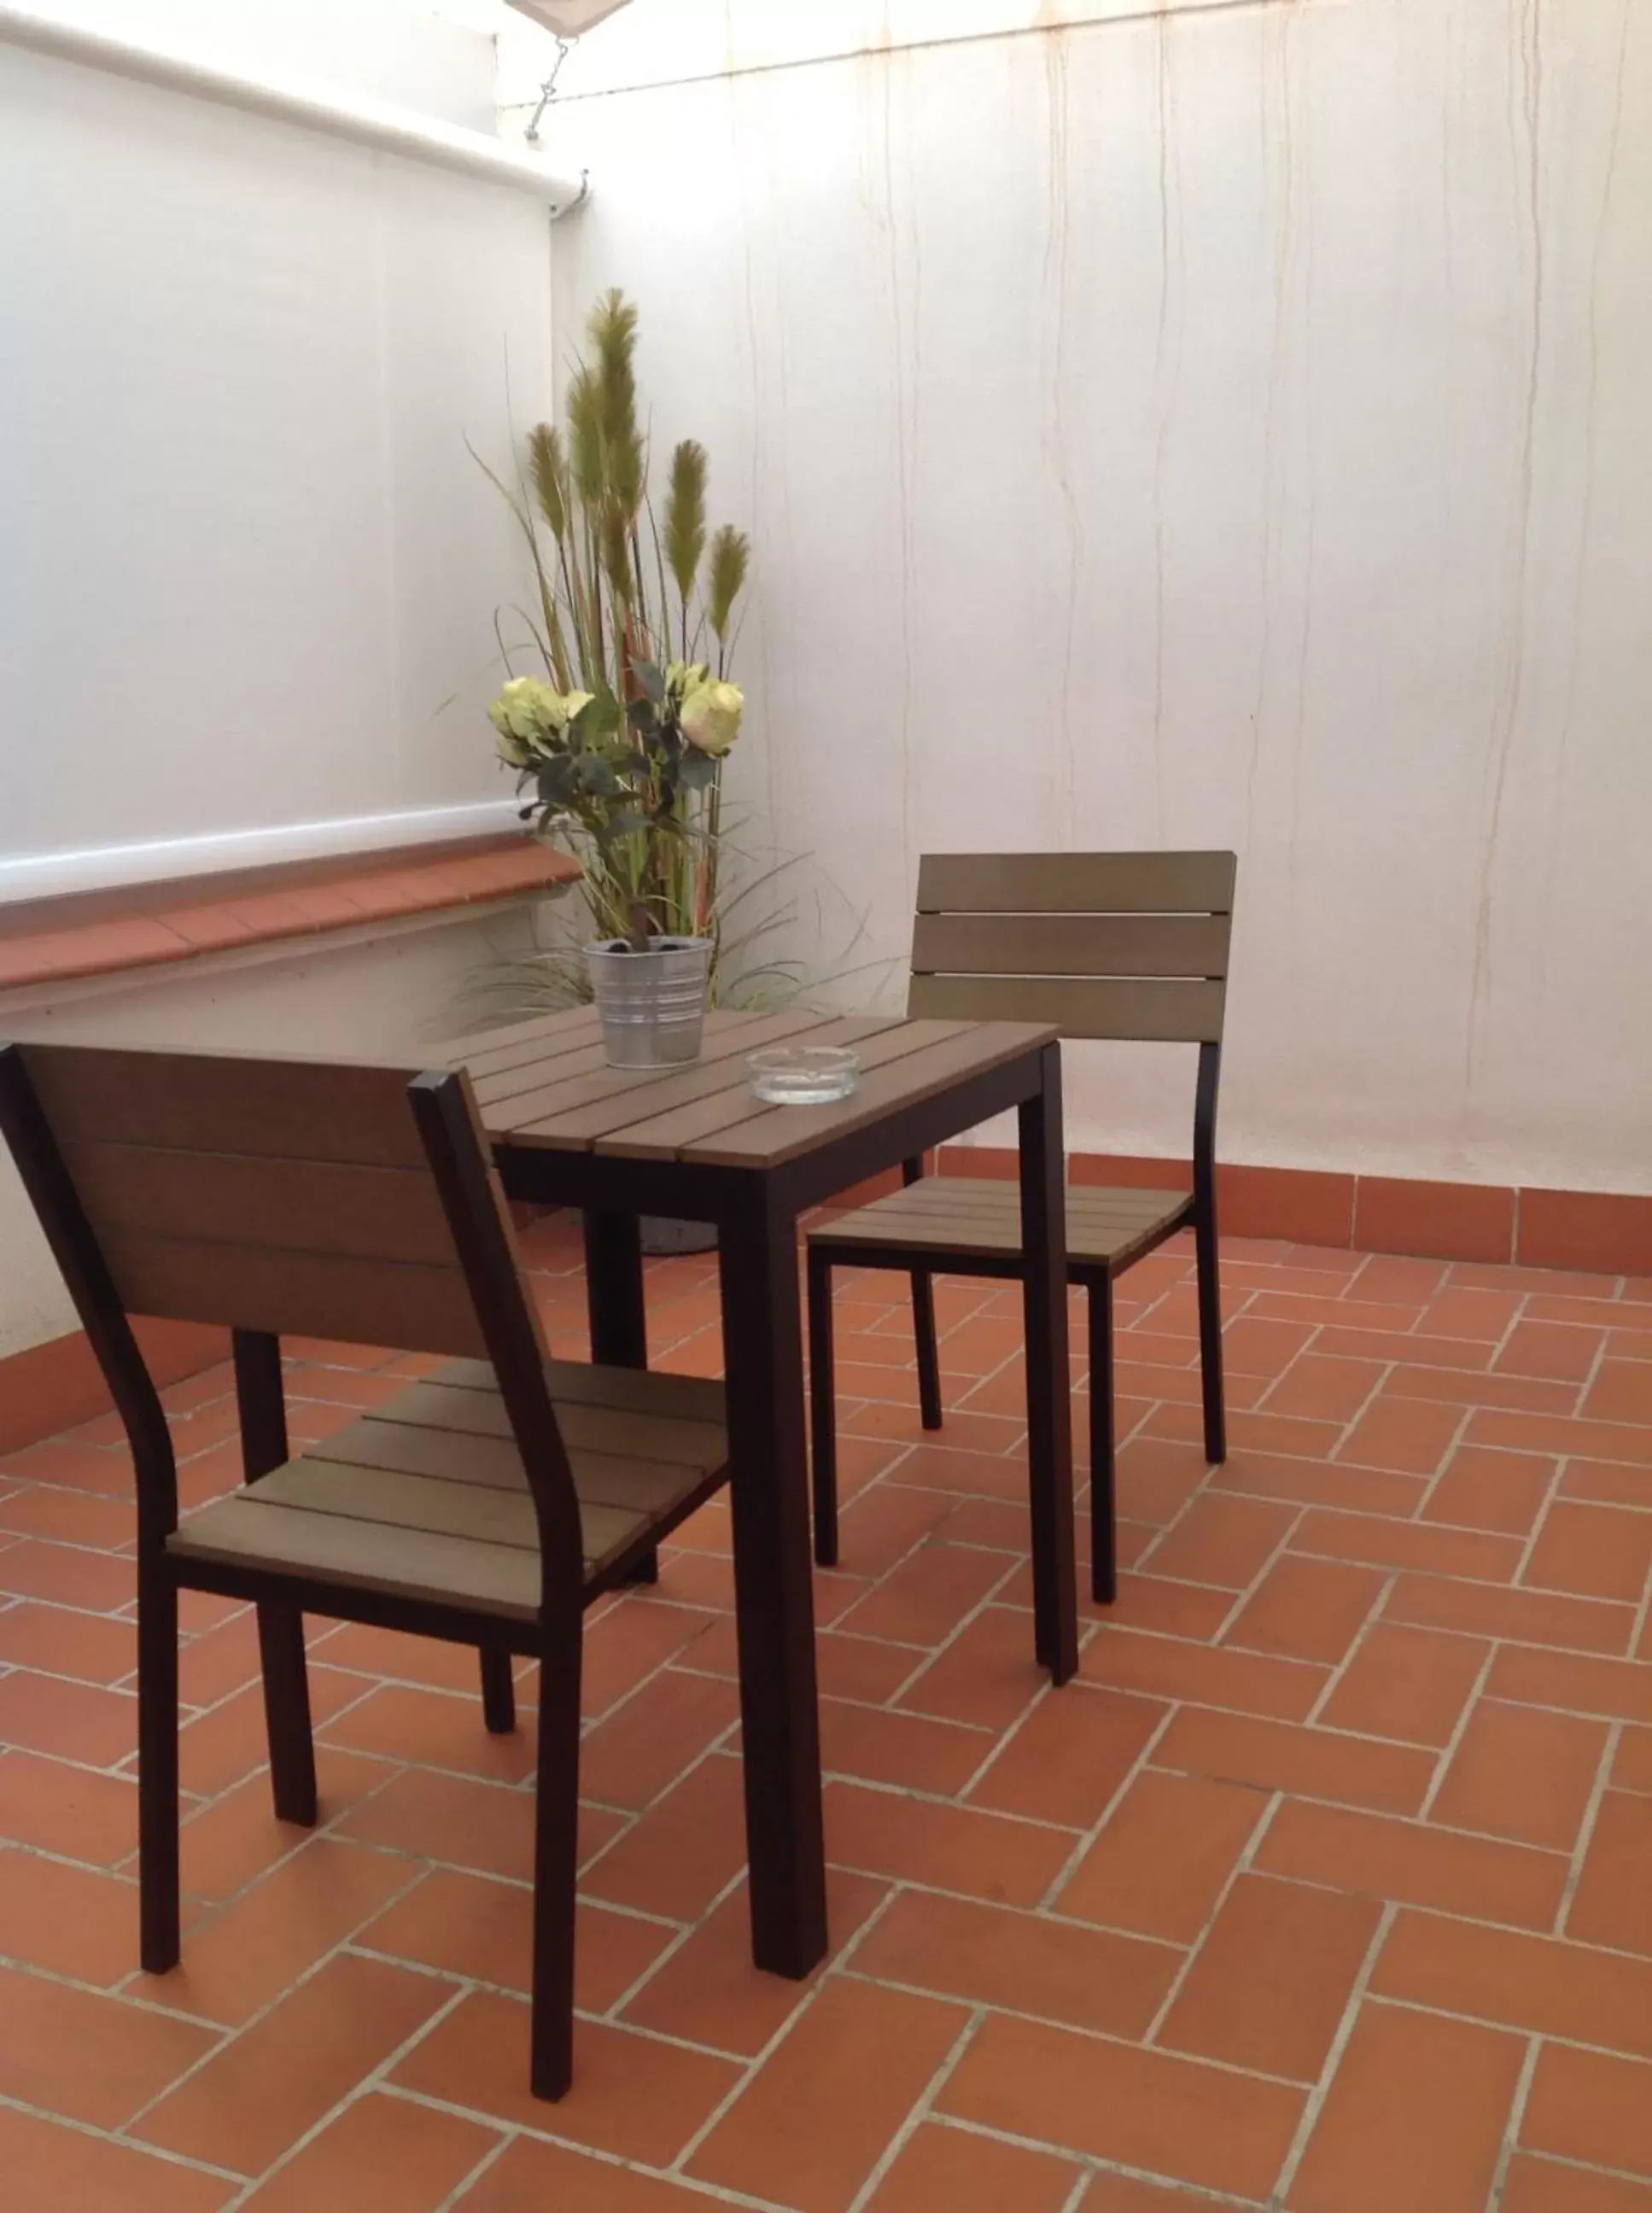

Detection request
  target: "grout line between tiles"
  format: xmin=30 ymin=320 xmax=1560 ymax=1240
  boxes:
xmin=1485 ymin=2033 xmax=1543 ymax=2211
xmin=1416 ymin=1640 xmax=1500 ymax=1820
xmin=1300 ymin=1572 xmax=1397 ymax=1726
xmin=213 ymin=1978 xmax=474 ymax=2210
xmin=1266 ymin=1898 xmax=1398 ymax=2205
xmin=843 ymin=2001 xmax=986 ymax=2212
xmin=1555 ymin=1719 xmax=1622 ymax=1939
xmin=1141 ymin=1790 xmax=1283 ymax=2048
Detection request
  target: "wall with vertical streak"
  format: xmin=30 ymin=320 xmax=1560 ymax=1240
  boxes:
xmin=540 ymin=0 xmax=1652 ymax=1195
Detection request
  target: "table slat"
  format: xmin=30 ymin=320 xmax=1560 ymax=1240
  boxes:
xmin=476 ymin=1007 xmax=837 ymax=1135
xmin=597 ymin=1016 xmax=932 ymax=1159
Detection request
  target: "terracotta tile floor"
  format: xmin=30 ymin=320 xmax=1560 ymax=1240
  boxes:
xmin=2 ymin=1217 xmax=1651 ymax=2210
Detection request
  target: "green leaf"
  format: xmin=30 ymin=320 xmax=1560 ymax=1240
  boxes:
xmin=536 ymin=759 xmax=578 ymax=807
xmin=632 ymin=656 xmax=666 ymax=704
xmin=571 ymin=692 xmax=622 ymax=741
xmin=578 ymin=755 xmax=625 ymax=796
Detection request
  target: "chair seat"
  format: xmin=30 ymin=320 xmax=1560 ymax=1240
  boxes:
xmin=810 ymin=1175 xmax=1194 ymax=1272
xmin=168 ymin=1358 xmax=727 ymax=1622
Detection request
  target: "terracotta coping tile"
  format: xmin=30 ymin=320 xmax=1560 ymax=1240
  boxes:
xmin=0 ymin=833 xmax=578 ymax=993
xmin=155 ymin=905 xmax=260 ymax=949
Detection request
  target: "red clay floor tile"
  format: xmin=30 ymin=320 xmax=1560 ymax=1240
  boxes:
xmin=1287 ymin=1999 xmax=1524 ymax=2212
xmin=687 ymin=1977 xmax=969 ymax=2211
xmin=938 ymin=2013 xmax=1303 ymax=2198
xmin=1520 ymin=2042 xmax=1652 ymax=2186
xmin=1500 ymin=2155 xmax=1652 ymax=2213
xmin=1158 ymin=1871 xmax=1382 ymax=2081
xmin=863 ymin=2121 xmax=1082 ymax=2210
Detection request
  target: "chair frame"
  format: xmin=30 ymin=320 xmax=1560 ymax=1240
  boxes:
xmin=0 ymin=1047 xmax=722 ymax=2100
xmin=807 ymin=853 xmax=1232 ymax=1604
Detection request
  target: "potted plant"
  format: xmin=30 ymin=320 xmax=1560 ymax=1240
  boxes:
xmin=483 ymin=290 xmax=750 ymax=1070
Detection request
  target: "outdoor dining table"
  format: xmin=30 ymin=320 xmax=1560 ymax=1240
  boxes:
xmin=453 ymin=1002 xmax=1076 ymax=1984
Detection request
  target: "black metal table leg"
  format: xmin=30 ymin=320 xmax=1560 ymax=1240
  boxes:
xmin=581 ymin=1210 xmax=648 ymax=1365
xmin=1019 ymin=1042 xmax=1077 ymax=1684
xmin=582 ymin=1209 xmax=657 ymax=1582
xmin=719 ymin=1182 xmax=827 ymax=1977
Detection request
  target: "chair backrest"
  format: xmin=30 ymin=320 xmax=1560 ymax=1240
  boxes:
xmin=0 ymin=1043 xmax=546 ymax=1362
xmin=908 ymin=851 xmax=1236 ymax=1044
xmin=0 ymin=1040 xmax=586 ymax=1595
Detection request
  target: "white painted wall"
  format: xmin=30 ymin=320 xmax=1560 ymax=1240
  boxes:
xmin=0 ymin=0 xmax=550 ymax=894
xmin=541 ymin=0 xmax=1652 ymax=1196
xmin=17 ymin=0 xmax=502 ymax=130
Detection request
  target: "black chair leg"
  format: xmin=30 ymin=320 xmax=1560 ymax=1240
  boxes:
xmin=1088 ymin=1276 xmax=1118 ymax=1605
xmin=1195 ymin=1205 xmax=1228 ymax=1466
xmin=911 ymin=1268 xmax=943 ymax=1430
xmin=808 ymin=1244 xmax=839 ymax=1568
xmin=480 ymin=1646 xmax=517 ymax=1735
xmin=257 ymin=1602 xmax=317 ymax=1826
xmin=899 ymin=1155 xmax=944 ymax=1433
xmin=138 ymin=1562 xmax=180 ymax=1973
xmin=529 ymin=1620 xmax=583 ymax=2100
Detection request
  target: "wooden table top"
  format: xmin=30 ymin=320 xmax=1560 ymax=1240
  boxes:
xmin=451 ymin=1005 xmax=1056 ymax=1171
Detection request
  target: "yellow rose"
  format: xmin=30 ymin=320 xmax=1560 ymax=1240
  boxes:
xmin=488 ymin=678 xmax=593 ymax=765
xmin=489 ymin=676 xmax=562 ymax=742
xmin=680 ymin=678 xmax=744 ymax=756
xmin=664 ymin=659 xmax=709 ymax=707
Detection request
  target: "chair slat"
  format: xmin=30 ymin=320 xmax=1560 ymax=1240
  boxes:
xmin=257 ymin=1458 xmax=540 ymax=1546
xmin=368 ymin=1377 xmax=727 ymax=1466
xmin=442 ymin=1356 xmax=726 ymax=1428
xmin=908 ymin=973 xmax=1225 ymax=1043
xmin=168 ymin=1498 xmax=554 ymax=1617
xmin=306 ymin=1418 xmax=529 ymax=1489
xmin=306 ymin=1418 xmax=712 ymax=1518
xmin=96 ymin=1233 xmax=490 ymax=1358
xmin=59 ymin=1142 xmax=459 ymax=1267
xmin=811 ymin=1176 xmax=1192 ymax=1267
xmin=917 ymin=851 xmax=1235 ymax=916
xmin=912 ymin=913 xmax=1229 ymax=980
xmin=23 ymin=1046 xmax=432 ymax=1165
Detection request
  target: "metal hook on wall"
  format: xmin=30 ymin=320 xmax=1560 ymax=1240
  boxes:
xmin=523 ymin=33 xmax=574 ymax=143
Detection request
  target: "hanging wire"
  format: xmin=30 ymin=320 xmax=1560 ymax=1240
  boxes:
xmin=524 ymin=34 xmax=575 ymax=143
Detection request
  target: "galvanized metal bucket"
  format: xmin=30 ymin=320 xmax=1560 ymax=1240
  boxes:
xmin=583 ymin=937 xmax=711 ymax=1069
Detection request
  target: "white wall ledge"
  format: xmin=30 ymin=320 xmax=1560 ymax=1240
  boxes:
xmin=0 ymin=800 xmax=527 ymax=905
xmin=0 ymin=2 xmax=588 ymax=209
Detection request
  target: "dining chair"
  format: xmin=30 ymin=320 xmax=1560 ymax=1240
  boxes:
xmin=806 ymin=851 xmax=1235 ymax=1603
xmin=0 ymin=1041 xmax=733 ymax=2100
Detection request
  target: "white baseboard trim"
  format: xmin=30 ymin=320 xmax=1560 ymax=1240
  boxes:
xmin=0 ymin=799 xmax=525 ymax=906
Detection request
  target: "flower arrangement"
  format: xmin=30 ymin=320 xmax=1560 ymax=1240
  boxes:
xmin=482 ymin=290 xmax=750 ymax=956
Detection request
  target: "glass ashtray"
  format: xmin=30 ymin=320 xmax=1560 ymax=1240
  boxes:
xmin=745 ymin=1044 xmax=861 ymax=1104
